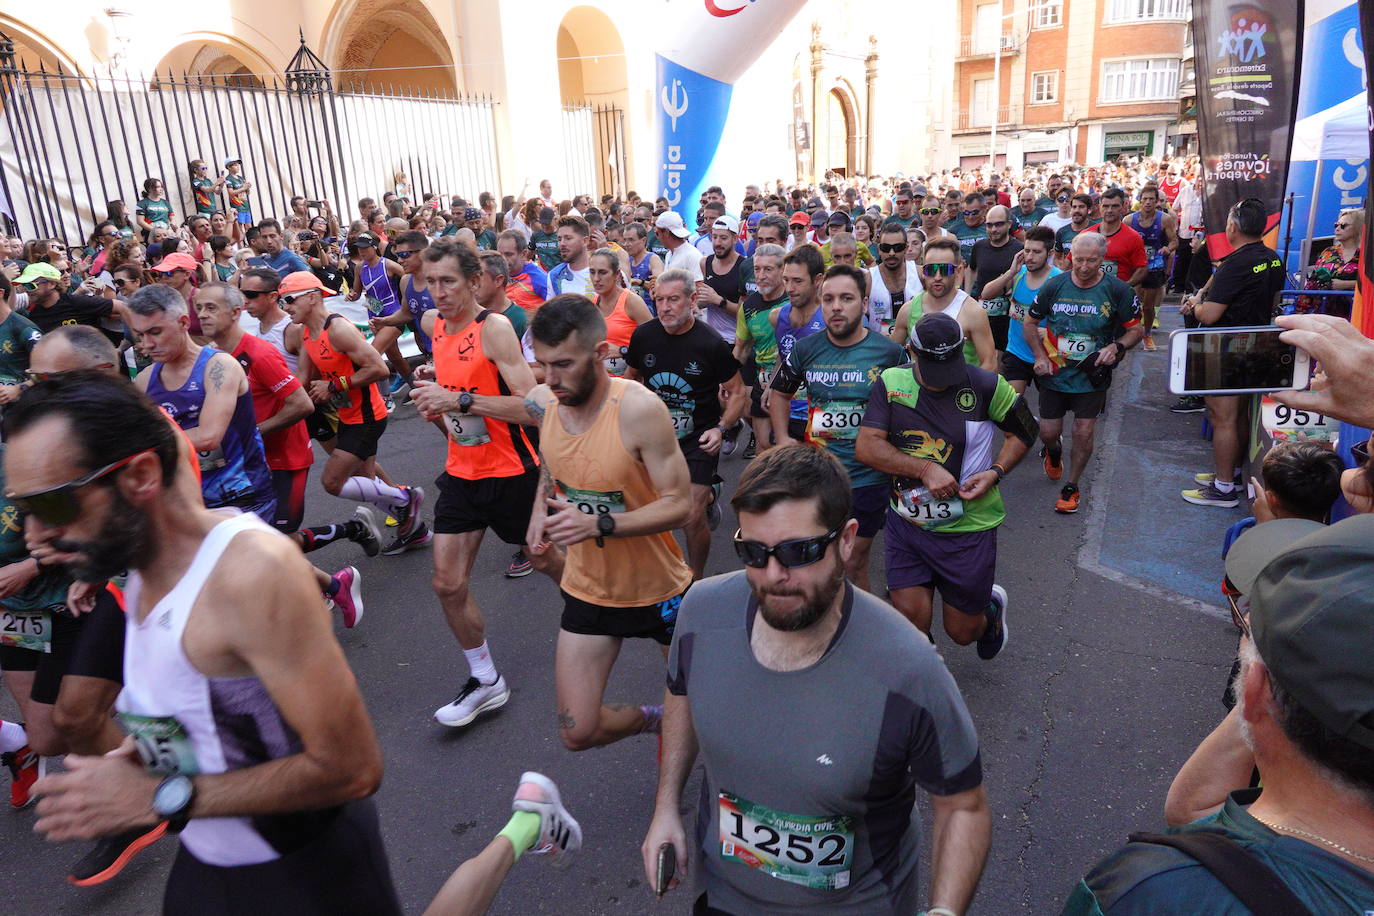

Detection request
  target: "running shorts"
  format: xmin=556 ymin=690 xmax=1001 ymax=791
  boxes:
xmin=1036 ymin=385 xmax=1108 ymax=420
xmin=999 ymin=351 xmax=1036 ymax=384
xmin=560 ymin=587 xmax=687 ymax=646
xmin=0 ymin=589 xmax=124 ymax=705
xmin=433 ymin=469 xmax=539 ymax=543
xmin=1140 ymin=268 xmax=1167 ymax=290
xmin=851 ymin=483 xmax=889 ymax=539
xmin=884 ymin=512 xmax=997 ymax=614
xmin=680 ymin=439 xmax=721 ymax=487
xmin=335 ymin=418 xmax=387 ymax=461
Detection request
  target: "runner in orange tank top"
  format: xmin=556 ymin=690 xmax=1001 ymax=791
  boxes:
xmin=408 ymin=241 xmax=564 ymax=730
xmin=589 ymin=248 xmax=651 ymax=378
xmin=473 ymin=293 xmax=693 ymax=754
xmin=279 ymin=272 xmax=427 ymax=553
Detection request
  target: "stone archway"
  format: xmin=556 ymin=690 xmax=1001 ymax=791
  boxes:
xmin=151 ymin=36 xmax=275 ymax=87
xmin=555 ymin=5 xmax=630 ymax=198
xmin=329 ymin=0 xmax=456 ymax=93
xmin=826 ymin=86 xmax=859 ymax=178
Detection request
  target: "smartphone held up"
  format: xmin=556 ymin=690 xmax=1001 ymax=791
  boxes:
xmin=1167 ymin=326 xmax=1313 ymax=397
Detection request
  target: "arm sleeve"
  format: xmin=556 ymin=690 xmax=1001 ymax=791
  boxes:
xmin=990 ymin=381 xmax=1039 ymax=447
xmin=769 ymin=345 xmax=803 ymax=395
xmin=859 ymin=375 xmax=891 ymax=431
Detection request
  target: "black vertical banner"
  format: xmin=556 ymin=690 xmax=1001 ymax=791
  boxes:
xmin=1192 ymin=1 xmax=1304 ymax=259
xmin=1358 ymin=0 xmax=1374 ymax=335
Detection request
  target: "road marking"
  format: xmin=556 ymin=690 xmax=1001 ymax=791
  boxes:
xmin=1075 ymin=350 xmax=1229 ymax=621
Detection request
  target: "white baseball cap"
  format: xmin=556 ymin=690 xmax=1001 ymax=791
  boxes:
xmin=223 ymin=155 xmax=241 ymax=167
xmin=654 ymin=210 xmax=690 ymax=239
xmin=711 ymin=214 xmax=740 ymax=236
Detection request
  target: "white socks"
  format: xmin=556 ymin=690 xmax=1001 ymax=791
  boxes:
xmin=0 ymin=720 xmax=26 ymax=754
xmin=339 ymin=476 xmax=409 ymax=512
xmin=464 ymin=642 xmax=498 ymax=685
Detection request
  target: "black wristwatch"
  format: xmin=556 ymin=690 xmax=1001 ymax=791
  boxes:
xmin=153 ymin=774 xmax=196 ymax=834
xmin=596 ymin=513 xmax=616 ymax=544
xmin=458 ymin=392 xmax=474 ymax=414
xmin=990 ymin=463 xmax=1007 ymax=482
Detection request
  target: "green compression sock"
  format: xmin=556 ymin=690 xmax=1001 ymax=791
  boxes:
xmin=496 ymin=811 xmax=541 ymax=860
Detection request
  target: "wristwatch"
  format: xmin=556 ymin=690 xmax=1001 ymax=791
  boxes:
xmin=596 ymin=513 xmax=616 ymax=540
xmin=990 ymin=463 xmax=1007 ymax=482
xmin=458 ymin=392 xmax=474 ymax=414
xmin=153 ymin=774 xmax=196 ymax=834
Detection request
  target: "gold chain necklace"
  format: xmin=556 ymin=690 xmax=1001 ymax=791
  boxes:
xmin=1251 ymin=816 xmax=1374 ymax=865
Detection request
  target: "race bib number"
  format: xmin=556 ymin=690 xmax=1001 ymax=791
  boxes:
xmin=604 ymin=354 xmax=629 ymax=377
xmin=557 ymin=483 xmax=625 ymax=516
xmin=0 ymin=608 xmax=53 ymax=653
xmin=807 ymin=400 xmax=866 ymax=441
xmin=981 ymin=296 xmax=1010 ymax=317
xmin=1101 ymin=261 xmax=1119 ymax=277
xmin=445 ymin=412 xmax=491 ymax=447
xmin=119 ymin=713 xmax=200 ymax=776
xmin=669 ymin=408 xmax=694 ymax=440
xmin=1009 ymin=299 xmax=1032 ymax=323
xmin=719 ymin=791 xmax=853 ymax=891
xmin=893 ymin=485 xmax=965 ymax=529
xmin=364 ymin=296 xmax=387 ymax=317
xmin=1057 ymin=334 xmax=1096 ymax=359
xmin=756 ymin=364 xmax=776 ymax=390
xmin=1261 ymin=396 xmax=1338 ymax=444
xmin=196 ymin=447 xmax=227 ymax=473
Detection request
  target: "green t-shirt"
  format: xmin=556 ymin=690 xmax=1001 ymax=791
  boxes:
xmin=772 ymin=329 xmax=905 ymax=489
xmin=1061 ymin=792 xmax=1374 ymax=915
xmin=1055 ymin=222 xmax=1087 ymax=255
xmin=192 ymin=177 xmax=219 ymax=215
xmin=1029 ymin=272 xmax=1140 ymax=393
xmin=950 ymin=220 xmax=989 ymax=262
xmin=735 ymin=292 xmax=785 ymax=376
xmin=0 ymin=445 xmax=70 ymax=615
xmin=136 ymin=197 xmax=173 ymax=230
xmin=475 ymin=229 xmax=498 ymax=251
xmin=530 ymin=231 xmax=562 ymax=271
xmin=861 ymin=365 xmax=1022 ymax=532
xmin=502 ymin=302 xmax=528 ymax=339
xmin=225 ymin=173 xmax=251 ymax=215
xmin=0 ymin=311 xmax=42 ymax=386
xmin=1012 ymin=206 xmax=1048 ymax=232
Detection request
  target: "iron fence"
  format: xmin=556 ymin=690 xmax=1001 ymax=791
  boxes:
xmin=0 ymin=35 xmax=501 ymax=243
xmin=560 ymin=102 xmax=627 ymax=203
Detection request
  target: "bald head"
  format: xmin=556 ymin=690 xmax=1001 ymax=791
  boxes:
xmin=985 ymin=205 xmax=1012 ymax=242
xmin=30 ymin=326 xmax=121 ymax=377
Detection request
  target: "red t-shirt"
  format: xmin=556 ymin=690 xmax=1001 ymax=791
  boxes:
xmin=230 ymin=332 xmax=313 ymax=471
xmin=1089 ymin=222 xmax=1148 ymax=282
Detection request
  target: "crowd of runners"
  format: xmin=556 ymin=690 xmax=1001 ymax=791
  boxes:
xmin=0 ymin=158 xmax=1372 ymax=914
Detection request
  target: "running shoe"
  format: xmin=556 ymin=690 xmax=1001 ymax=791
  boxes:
xmin=1054 ymin=484 xmax=1081 ymax=514
xmin=1193 ymin=471 xmax=1244 ymax=487
xmin=513 ymin=772 xmax=582 ymax=869
xmin=1181 ymin=482 xmax=1240 ymax=508
xmin=385 ymin=514 xmax=399 ymax=528
xmin=742 ymin=432 xmax=757 ymax=460
xmin=1042 ymin=448 xmax=1063 ymax=482
xmin=505 ymin=549 xmax=533 ymax=579
xmin=68 ymin=822 xmax=168 ymax=886
xmin=388 ymin=373 xmax=408 ymax=395
xmin=721 ymin=420 xmax=743 ymax=457
xmin=1152 ymin=314 xmax=1160 ymax=329
xmin=977 ymin=585 xmax=1009 ymax=660
xmin=1169 ymin=396 xmax=1206 ymax=414
xmin=349 ymin=505 xmax=385 ymax=558
xmin=434 ymin=675 xmax=510 ymax=727
xmin=331 ymin=567 xmax=364 ymax=628
xmin=382 ymin=522 xmax=433 ymax=556
xmin=1142 ymin=334 xmax=1157 ymax=352
xmin=3 ymin=744 xmax=41 ymax=809
xmin=706 ymin=477 xmax=723 ymax=531
xmin=384 ymin=397 xmax=397 ymax=416
xmin=392 ymin=485 xmax=425 ymax=539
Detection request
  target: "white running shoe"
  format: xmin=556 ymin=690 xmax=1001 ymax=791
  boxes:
xmin=513 ymin=771 xmax=582 ymax=869
xmin=434 ymin=675 xmax=510 ymax=727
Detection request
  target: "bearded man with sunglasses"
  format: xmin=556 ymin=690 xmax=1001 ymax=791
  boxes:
xmin=866 ymin=221 xmax=923 ymax=337
xmin=5 ymin=372 xmax=401 ymax=914
xmin=642 ymin=444 xmax=990 ymax=916
xmin=891 ymin=238 xmax=996 ymax=371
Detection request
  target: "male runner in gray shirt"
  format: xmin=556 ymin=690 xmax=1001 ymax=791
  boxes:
xmin=642 ymin=445 xmax=989 ymax=915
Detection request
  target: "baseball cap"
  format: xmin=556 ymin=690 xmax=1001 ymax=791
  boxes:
xmin=278 ymin=271 xmax=332 ymax=296
xmin=809 ymin=210 xmax=829 ymax=228
xmin=538 ymin=206 xmax=557 ymax=222
xmin=1229 ymin=514 xmax=1374 ymax=750
xmin=746 ymin=211 xmax=763 ymax=227
xmin=712 ymin=214 xmax=740 ymax=236
xmin=789 ymin=211 xmax=811 ymax=227
xmin=352 ymin=232 xmax=380 ymax=249
xmin=654 ymin=211 xmax=691 ymax=239
xmin=827 ymin=211 xmax=852 ymax=229
xmin=151 ymin=252 xmax=198 ymax=274
xmin=15 ymin=262 xmax=61 ymax=285
xmin=1224 ymin=518 xmax=1325 ymax=595
xmin=223 ymin=155 xmax=241 ymax=168
xmin=464 ymin=207 xmax=481 ymax=221
xmin=908 ymin=313 xmax=970 ymax=388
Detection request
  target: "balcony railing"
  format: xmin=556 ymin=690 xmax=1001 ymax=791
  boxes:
xmin=955 ymin=105 xmax=1025 ymax=131
xmin=957 ymin=32 xmax=1023 ymax=59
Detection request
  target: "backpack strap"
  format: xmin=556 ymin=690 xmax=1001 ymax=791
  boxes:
xmin=1128 ymin=831 xmax=1314 ymax=916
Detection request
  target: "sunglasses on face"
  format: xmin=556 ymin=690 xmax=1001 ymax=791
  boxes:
xmin=101 ymin=232 xmax=120 ymax=239
xmin=1335 ymin=223 xmax=1349 ymax=230
xmin=1056 ymin=196 xmax=1070 ymax=203
xmin=280 ymin=292 xmax=314 ymax=305
xmin=113 ymin=278 xmax=137 ymax=287
xmin=7 ymin=448 xmax=151 ymax=526
xmin=919 ymin=207 xmax=941 ymax=215
xmin=961 ymin=210 xmax=981 ymax=217
xmin=394 ymin=250 xmax=418 ymax=259
xmin=922 ymin=263 xmax=957 ymax=277
xmin=878 ymin=242 xmax=908 ymax=253
xmin=240 ymin=289 xmax=274 ymax=299
xmin=19 ymin=280 xmax=44 ymax=292
xmin=985 ymin=220 xmax=1008 ymax=228
xmin=733 ymin=527 xmax=841 ymax=570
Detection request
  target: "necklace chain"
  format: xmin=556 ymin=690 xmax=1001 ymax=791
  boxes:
xmin=1251 ymin=815 xmax=1374 ymax=864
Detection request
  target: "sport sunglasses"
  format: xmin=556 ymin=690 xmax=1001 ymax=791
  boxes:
xmin=878 ymin=242 xmax=908 ymax=254
xmin=922 ymin=263 xmax=957 ymax=277
xmin=7 ymin=448 xmax=152 ymax=525
xmin=733 ymin=527 xmax=841 ymax=570
xmin=919 ymin=207 xmax=942 ymax=215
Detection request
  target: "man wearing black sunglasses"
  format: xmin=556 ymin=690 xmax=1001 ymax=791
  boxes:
xmin=966 ymin=205 xmax=1024 ymax=356
xmin=6 ymin=372 xmax=401 ymax=913
xmin=867 ymin=221 xmax=923 ymax=335
xmin=643 ymin=444 xmax=990 ymax=915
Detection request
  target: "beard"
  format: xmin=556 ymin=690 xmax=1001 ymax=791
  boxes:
xmin=51 ymin=487 xmax=152 ymax=583
xmin=555 ymin=360 xmax=600 ymax=407
xmin=752 ymin=557 xmax=845 ymax=632
xmin=830 ymin=313 xmax=864 ymax=339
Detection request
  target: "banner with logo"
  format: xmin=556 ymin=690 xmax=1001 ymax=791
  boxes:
xmin=1192 ymin=0 xmax=1304 ymax=259
xmin=655 ymin=0 xmax=807 ymax=219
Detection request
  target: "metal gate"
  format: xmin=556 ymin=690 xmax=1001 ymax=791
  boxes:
xmin=0 ymin=34 xmax=502 ymax=242
xmin=560 ymin=102 xmax=627 ymax=203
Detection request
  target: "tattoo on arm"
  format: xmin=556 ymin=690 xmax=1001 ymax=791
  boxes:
xmin=208 ymin=357 xmax=226 ymax=391
xmin=538 ymin=455 xmax=556 ymax=499
xmin=524 ymin=394 xmax=547 ymax=422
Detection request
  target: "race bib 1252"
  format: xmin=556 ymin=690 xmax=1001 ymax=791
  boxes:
xmin=719 ymin=791 xmax=854 ymax=891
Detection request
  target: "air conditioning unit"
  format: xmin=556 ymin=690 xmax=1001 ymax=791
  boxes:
xmin=1000 ymin=34 xmax=1017 ymax=51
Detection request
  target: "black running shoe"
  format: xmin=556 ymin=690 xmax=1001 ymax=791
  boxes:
xmin=68 ymin=822 xmax=168 ymax=886
xmin=1170 ymin=396 xmax=1206 ymax=414
xmin=977 ymin=586 xmax=1009 ymax=660
xmin=349 ymin=506 xmax=385 ymax=558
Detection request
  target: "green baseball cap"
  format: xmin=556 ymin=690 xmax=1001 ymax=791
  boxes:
xmin=15 ymin=262 xmax=61 ymax=285
xmin=1230 ymin=514 xmax=1374 ymax=751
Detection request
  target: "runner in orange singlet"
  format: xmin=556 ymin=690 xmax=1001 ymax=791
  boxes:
xmin=408 ymin=241 xmax=563 ymax=728
xmin=279 ymin=272 xmax=427 ymax=554
xmin=474 ymin=294 xmax=693 ymax=752
xmin=589 ymin=248 xmax=651 ymax=379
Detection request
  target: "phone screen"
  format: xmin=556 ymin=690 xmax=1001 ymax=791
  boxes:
xmin=1182 ymin=329 xmax=1298 ymax=392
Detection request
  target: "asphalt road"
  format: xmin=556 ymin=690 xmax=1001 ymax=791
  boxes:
xmin=0 ymin=309 xmax=1245 ymax=914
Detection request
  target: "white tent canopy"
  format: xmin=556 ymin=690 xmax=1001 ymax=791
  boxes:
xmin=1292 ymin=93 xmax=1368 ymax=161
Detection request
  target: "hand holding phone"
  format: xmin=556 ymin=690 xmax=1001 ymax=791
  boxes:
xmin=655 ymin=843 xmax=676 ymax=897
xmin=1167 ymin=326 xmax=1312 ymax=396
